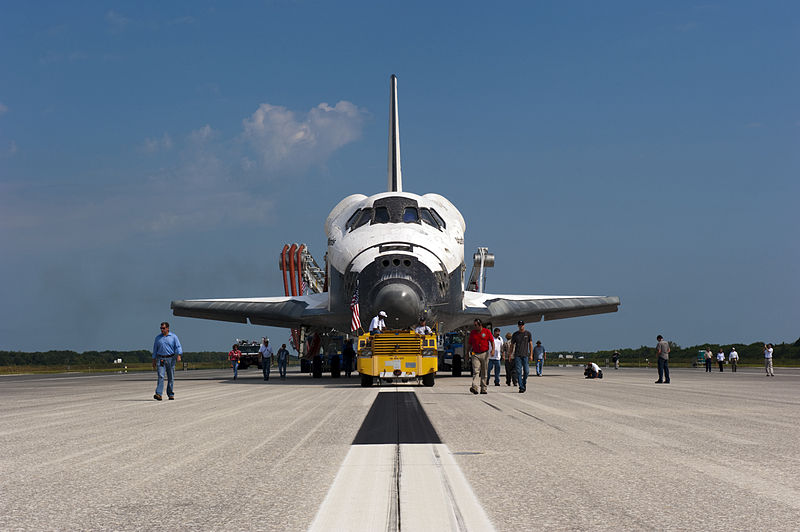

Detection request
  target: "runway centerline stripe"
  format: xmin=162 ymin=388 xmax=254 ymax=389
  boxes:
xmin=352 ymin=391 xmax=441 ymax=445
xmin=309 ymin=389 xmax=494 ymax=531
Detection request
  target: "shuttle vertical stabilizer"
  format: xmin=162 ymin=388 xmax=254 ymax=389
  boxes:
xmin=388 ymin=74 xmax=402 ymax=192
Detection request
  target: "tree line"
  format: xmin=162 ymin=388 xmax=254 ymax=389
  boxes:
xmin=0 ymin=350 xmax=226 ymax=366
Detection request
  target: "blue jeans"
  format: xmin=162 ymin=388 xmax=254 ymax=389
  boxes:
xmin=536 ymin=358 xmax=544 ymax=375
xmin=262 ymin=358 xmax=271 ymax=380
xmin=515 ymin=357 xmax=530 ymax=391
xmin=155 ymin=356 xmax=176 ymax=397
xmin=658 ymin=357 xmax=670 ymax=382
xmin=278 ymin=358 xmax=287 ymax=378
xmin=488 ymin=359 xmax=501 ymax=385
xmin=232 ymin=361 xmax=238 ymax=379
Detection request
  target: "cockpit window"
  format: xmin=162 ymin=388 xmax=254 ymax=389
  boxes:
xmin=403 ymin=207 xmax=419 ymax=223
xmin=353 ymin=208 xmax=373 ymax=229
xmin=420 ymin=208 xmax=439 ymax=229
xmin=345 ymin=209 xmax=362 ymax=230
xmin=373 ymin=206 xmax=390 ymax=224
xmin=429 ymin=208 xmax=446 ymax=229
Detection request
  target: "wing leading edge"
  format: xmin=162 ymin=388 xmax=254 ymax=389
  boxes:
xmin=170 ymin=293 xmax=337 ymax=329
xmin=463 ymin=291 xmax=620 ymax=328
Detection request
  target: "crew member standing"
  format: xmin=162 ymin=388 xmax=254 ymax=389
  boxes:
xmin=342 ymin=339 xmax=356 ymax=378
xmin=764 ymin=343 xmax=774 ymax=376
xmin=533 ymin=340 xmax=546 ymax=376
xmin=369 ymin=311 xmax=387 ymax=334
xmin=488 ymin=328 xmax=503 ymax=387
xmin=259 ymin=338 xmax=273 ymax=381
xmin=228 ymin=344 xmax=241 ymax=380
xmin=466 ymin=319 xmax=494 ymax=395
xmin=277 ymin=343 xmax=290 ymax=379
xmin=612 ymin=351 xmax=620 ymax=370
xmin=729 ymin=347 xmax=739 ymax=372
xmin=510 ymin=321 xmax=533 ymax=393
xmin=655 ymin=334 xmax=670 ymax=384
xmin=716 ymin=348 xmax=726 ymax=372
xmin=503 ymin=332 xmax=517 ymax=386
xmin=152 ymin=321 xmax=182 ymax=401
xmin=414 ymin=318 xmax=432 ymax=335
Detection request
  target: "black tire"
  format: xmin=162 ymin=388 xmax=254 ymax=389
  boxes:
xmin=238 ymin=363 xmax=248 ymax=370
xmin=452 ymin=355 xmax=462 ymax=377
xmin=330 ymin=356 xmax=341 ymax=378
xmin=312 ymin=356 xmax=323 ymax=378
xmin=300 ymin=359 xmax=311 ymax=373
xmin=422 ymin=372 xmax=435 ymax=387
xmin=360 ymin=374 xmax=373 ymax=387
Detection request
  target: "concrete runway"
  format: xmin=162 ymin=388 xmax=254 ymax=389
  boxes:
xmin=1 ymin=365 xmax=799 ymax=531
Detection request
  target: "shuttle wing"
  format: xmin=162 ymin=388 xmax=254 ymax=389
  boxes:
xmin=171 ymin=293 xmax=337 ymax=329
xmin=463 ymin=291 xmax=620 ymax=328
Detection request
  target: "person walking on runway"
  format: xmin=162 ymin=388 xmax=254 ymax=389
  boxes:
xmin=152 ymin=322 xmax=182 ymax=400
xmin=510 ymin=321 xmax=533 ymax=393
xmin=228 ymin=344 xmax=241 ymax=380
xmin=466 ymin=319 xmax=494 ymax=395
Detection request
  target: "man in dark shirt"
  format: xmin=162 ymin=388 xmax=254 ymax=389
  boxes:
xmin=655 ymin=335 xmax=670 ymax=384
xmin=510 ymin=321 xmax=533 ymax=393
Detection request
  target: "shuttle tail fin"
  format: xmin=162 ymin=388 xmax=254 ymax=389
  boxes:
xmin=388 ymin=74 xmax=402 ymax=192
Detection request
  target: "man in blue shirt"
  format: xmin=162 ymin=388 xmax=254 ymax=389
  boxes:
xmin=152 ymin=322 xmax=182 ymax=400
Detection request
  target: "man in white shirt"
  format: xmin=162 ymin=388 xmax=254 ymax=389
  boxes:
xmin=729 ymin=347 xmax=739 ymax=372
xmin=414 ymin=318 xmax=432 ymax=335
xmin=369 ymin=311 xmax=387 ymax=334
xmin=584 ymin=362 xmax=603 ymax=379
xmin=488 ymin=328 xmax=503 ymax=387
xmin=716 ymin=348 xmax=726 ymax=372
xmin=764 ymin=343 xmax=774 ymax=376
xmin=259 ymin=338 xmax=274 ymax=381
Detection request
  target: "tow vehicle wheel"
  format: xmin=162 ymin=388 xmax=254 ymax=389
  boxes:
xmin=452 ymin=356 xmax=462 ymax=377
xmin=312 ymin=356 xmax=323 ymax=378
xmin=422 ymin=373 xmax=435 ymax=387
xmin=300 ymin=359 xmax=311 ymax=373
xmin=360 ymin=374 xmax=373 ymax=387
xmin=330 ymin=356 xmax=340 ymax=378
xmin=238 ymin=363 xmax=248 ymax=370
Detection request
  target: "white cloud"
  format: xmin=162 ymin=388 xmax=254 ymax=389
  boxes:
xmin=241 ymin=100 xmax=366 ymax=172
xmin=106 ymin=10 xmax=131 ymax=32
xmin=188 ymin=124 xmax=215 ymax=143
xmin=142 ymin=133 xmax=173 ymax=153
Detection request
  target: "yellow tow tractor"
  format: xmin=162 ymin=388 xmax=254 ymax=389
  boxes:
xmin=356 ymin=329 xmax=438 ymax=387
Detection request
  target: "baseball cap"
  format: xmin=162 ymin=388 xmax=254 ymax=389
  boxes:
xmin=517 ymin=320 xmax=524 ymax=326
xmin=379 ymin=311 xmax=387 ymax=317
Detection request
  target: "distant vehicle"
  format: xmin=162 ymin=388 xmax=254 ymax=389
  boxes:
xmin=234 ymin=339 xmax=262 ymax=369
xmin=438 ymin=331 xmax=468 ymax=377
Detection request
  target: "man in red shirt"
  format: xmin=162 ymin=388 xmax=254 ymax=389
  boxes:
xmin=466 ymin=318 xmax=494 ymax=394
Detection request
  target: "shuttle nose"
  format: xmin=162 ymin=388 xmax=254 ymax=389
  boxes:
xmin=374 ymin=283 xmax=423 ymax=328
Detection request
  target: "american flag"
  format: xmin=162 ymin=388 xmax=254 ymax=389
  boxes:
xmin=350 ymin=284 xmax=361 ymax=332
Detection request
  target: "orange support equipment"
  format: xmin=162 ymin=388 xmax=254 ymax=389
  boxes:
xmin=288 ymin=243 xmax=298 ymax=296
xmin=281 ymin=244 xmax=290 ymax=297
xmin=296 ymin=244 xmax=305 ymax=295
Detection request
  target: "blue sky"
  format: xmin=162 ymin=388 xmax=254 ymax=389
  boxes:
xmin=1 ymin=1 xmax=798 ymax=352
